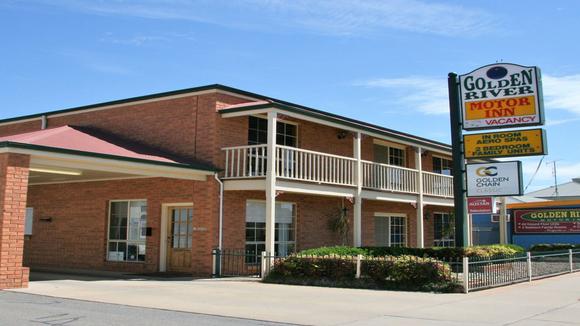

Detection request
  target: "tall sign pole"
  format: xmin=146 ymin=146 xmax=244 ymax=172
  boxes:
xmin=448 ymin=73 xmax=469 ymax=247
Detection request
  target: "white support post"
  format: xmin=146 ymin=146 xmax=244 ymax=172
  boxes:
xmin=353 ymin=132 xmax=362 ymax=247
xmin=415 ymin=147 xmax=424 ymax=248
xmin=265 ymin=111 xmax=277 ymax=256
xmin=462 ymin=256 xmax=469 ymax=294
xmin=499 ymin=197 xmax=508 ymax=245
xmin=527 ymin=251 xmax=533 ymax=282
xmin=261 ymin=251 xmax=268 ymax=279
xmin=570 ymin=249 xmax=574 ymax=273
xmin=355 ymin=254 xmax=362 ymax=279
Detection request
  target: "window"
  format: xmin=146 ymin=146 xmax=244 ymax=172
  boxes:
xmin=245 ymin=201 xmax=296 ymax=262
xmin=374 ymin=214 xmax=407 ymax=247
xmin=25 ymin=208 xmax=34 ymax=235
xmin=373 ymin=144 xmax=406 ymax=167
xmin=433 ymin=156 xmax=453 ymax=175
xmin=107 ymin=200 xmax=147 ymax=262
xmin=171 ymin=207 xmax=193 ymax=249
xmin=248 ymin=116 xmax=297 ymax=147
xmin=434 ymin=212 xmax=455 ymax=247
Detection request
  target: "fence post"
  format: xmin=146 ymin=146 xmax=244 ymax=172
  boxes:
xmin=355 ymin=255 xmax=362 ymax=279
xmin=260 ymin=251 xmax=268 ymax=279
xmin=527 ymin=252 xmax=532 ymax=282
xmin=212 ymin=248 xmax=221 ymax=278
xmin=462 ymin=256 xmax=469 ymax=294
xmin=570 ymin=249 xmax=574 ymax=273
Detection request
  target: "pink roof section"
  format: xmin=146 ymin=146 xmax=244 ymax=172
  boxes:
xmin=219 ymin=100 xmax=271 ymax=111
xmin=0 ymin=125 xmax=179 ymax=164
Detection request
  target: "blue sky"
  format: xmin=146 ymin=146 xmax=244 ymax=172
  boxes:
xmin=1 ymin=0 xmax=579 ymax=192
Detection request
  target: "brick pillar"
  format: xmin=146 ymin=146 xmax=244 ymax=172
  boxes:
xmin=0 ymin=153 xmax=30 ymax=289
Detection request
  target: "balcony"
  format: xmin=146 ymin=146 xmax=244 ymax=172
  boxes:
xmin=222 ymin=144 xmax=453 ymax=198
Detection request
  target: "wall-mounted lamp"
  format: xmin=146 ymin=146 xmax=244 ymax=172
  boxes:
xmin=337 ymin=130 xmax=348 ymax=139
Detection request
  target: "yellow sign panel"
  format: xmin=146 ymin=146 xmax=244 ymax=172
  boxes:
xmin=464 ymin=128 xmax=547 ymax=159
xmin=464 ymin=95 xmax=536 ymax=120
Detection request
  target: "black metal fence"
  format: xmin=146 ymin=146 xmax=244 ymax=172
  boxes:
xmin=211 ymin=248 xmax=580 ymax=293
xmin=211 ymin=248 xmax=264 ymax=277
xmin=465 ymin=250 xmax=580 ymax=292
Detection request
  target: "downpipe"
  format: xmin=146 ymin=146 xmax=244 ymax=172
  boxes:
xmin=214 ymin=173 xmax=224 ymax=250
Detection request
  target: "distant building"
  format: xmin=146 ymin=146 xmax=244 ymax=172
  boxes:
xmin=525 ymin=177 xmax=580 ymax=201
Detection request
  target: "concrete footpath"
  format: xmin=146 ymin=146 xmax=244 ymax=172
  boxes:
xmin=7 ymin=272 xmax=580 ymax=325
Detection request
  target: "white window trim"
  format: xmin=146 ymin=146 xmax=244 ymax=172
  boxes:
xmin=432 ymin=155 xmax=453 ymax=174
xmin=107 ymin=199 xmax=148 ymax=263
xmin=374 ymin=212 xmax=407 ymax=247
xmin=159 ymin=202 xmax=194 ymax=272
xmin=433 ymin=212 xmax=455 ymax=247
xmin=249 ymin=115 xmax=299 ymax=147
xmin=373 ymin=140 xmax=407 ymax=167
xmin=245 ymin=199 xmax=297 ymax=255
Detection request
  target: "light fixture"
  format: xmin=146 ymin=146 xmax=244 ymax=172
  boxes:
xmin=29 ymin=167 xmax=82 ymax=176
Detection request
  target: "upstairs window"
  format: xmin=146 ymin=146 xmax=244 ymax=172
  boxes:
xmin=248 ymin=116 xmax=297 ymax=147
xmin=373 ymin=143 xmax=406 ymax=167
xmin=433 ymin=156 xmax=453 ymax=175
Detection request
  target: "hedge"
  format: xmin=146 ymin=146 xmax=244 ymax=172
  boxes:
xmin=529 ymin=243 xmax=580 ymax=252
xmin=298 ymin=244 xmax=524 ymax=260
xmin=264 ymin=255 xmax=460 ymax=292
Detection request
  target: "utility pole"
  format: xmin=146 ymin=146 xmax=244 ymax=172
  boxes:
xmin=546 ymin=160 xmax=560 ymax=198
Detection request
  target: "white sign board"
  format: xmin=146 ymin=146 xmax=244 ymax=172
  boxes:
xmin=466 ymin=161 xmax=523 ymax=197
xmin=459 ymin=63 xmax=544 ymax=130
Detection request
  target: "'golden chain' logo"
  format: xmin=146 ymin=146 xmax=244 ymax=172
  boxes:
xmin=476 ymin=166 xmax=498 ymax=177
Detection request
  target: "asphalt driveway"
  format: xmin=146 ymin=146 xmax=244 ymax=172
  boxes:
xmin=6 ymin=271 xmax=580 ymax=325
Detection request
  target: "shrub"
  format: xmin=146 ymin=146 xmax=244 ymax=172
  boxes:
xmin=265 ymin=254 xmax=456 ymax=292
xmin=529 ymin=243 xmax=580 ymax=252
xmin=298 ymin=246 xmax=368 ymax=257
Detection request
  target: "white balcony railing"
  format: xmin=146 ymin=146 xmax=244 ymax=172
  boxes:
xmin=221 ymin=145 xmax=453 ymax=197
xmin=362 ymin=161 xmax=418 ymax=194
xmin=276 ymin=145 xmax=356 ymax=186
xmin=222 ymin=144 xmax=267 ymax=178
xmin=422 ymin=171 xmax=454 ymax=198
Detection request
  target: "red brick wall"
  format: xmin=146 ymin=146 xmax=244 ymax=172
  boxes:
xmin=0 ymin=153 xmax=30 ymax=289
xmin=220 ymin=191 xmax=454 ymax=252
xmin=24 ymin=177 xmax=219 ymax=276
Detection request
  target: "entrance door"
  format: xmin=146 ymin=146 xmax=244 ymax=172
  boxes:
xmin=167 ymin=207 xmax=193 ymax=272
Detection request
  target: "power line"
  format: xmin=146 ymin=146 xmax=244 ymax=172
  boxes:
xmin=524 ymin=156 xmax=545 ymax=193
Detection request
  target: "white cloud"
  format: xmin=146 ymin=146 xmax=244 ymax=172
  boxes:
xmin=32 ymin=0 xmax=498 ymax=37
xmin=542 ymin=74 xmax=580 ymax=115
xmin=355 ymin=76 xmax=449 ymax=115
xmin=355 ymin=73 xmax=580 ymax=117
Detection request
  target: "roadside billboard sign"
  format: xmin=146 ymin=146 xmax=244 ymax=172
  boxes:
xmin=467 ymin=197 xmax=493 ymax=214
xmin=514 ymin=208 xmax=580 ymax=233
xmin=466 ymin=161 xmax=523 ymax=197
xmin=459 ymin=63 xmax=544 ymax=130
xmin=463 ymin=128 xmax=547 ymax=159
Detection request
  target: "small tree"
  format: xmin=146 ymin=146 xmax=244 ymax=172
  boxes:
xmin=327 ymin=203 xmax=350 ymax=246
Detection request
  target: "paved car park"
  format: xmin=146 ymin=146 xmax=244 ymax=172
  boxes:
xmin=4 ymin=271 xmax=580 ymax=325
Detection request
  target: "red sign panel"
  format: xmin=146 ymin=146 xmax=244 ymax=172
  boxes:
xmin=467 ymin=197 xmax=493 ymax=214
xmin=514 ymin=209 xmax=580 ymax=234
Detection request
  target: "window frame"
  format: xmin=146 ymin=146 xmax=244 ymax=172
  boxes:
xmin=433 ymin=212 xmax=455 ymax=247
xmin=106 ymin=199 xmax=148 ymax=263
xmin=244 ymin=199 xmax=297 ymax=261
xmin=374 ymin=212 xmax=408 ymax=247
xmin=432 ymin=155 xmax=453 ymax=175
xmin=248 ymin=115 xmax=299 ymax=147
xmin=372 ymin=139 xmax=407 ymax=167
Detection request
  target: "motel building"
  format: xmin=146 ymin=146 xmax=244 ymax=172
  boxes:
xmin=0 ymin=84 xmax=456 ymax=289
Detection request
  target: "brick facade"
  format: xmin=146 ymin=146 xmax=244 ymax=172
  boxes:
xmin=0 ymin=88 xmax=454 ymax=283
xmin=0 ymin=153 xmax=30 ymax=289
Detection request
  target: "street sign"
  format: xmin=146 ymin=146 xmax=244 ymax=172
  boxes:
xmin=463 ymin=128 xmax=547 ymax=159
xmin=467 ymin=197 xmax=493 ymax=214
xmin=466 ymin=161 xmax=523 ymax=197
xmin=514 ymin=209 xmax=580 ymax=233
xmin=459 ymin=63 xmax=544 ymax=130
